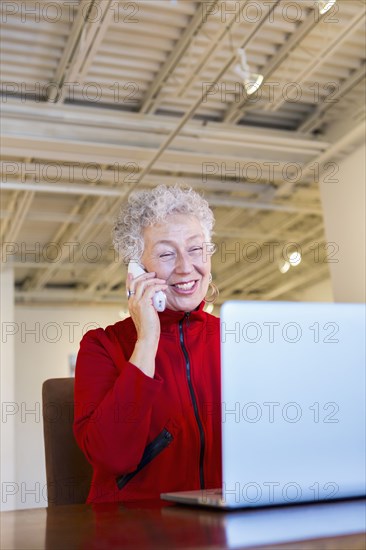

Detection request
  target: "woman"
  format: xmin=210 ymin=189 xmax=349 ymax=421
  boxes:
xmin=74 ymin=184 xmax=221 ymax=503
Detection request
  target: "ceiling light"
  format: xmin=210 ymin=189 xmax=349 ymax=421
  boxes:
xmin=235 ymin=49 xmax=264 ymax=96
xmin=318 ymin=0 xmax=337 ymax=15
xmin=288 ymin=252 xmax=302 ymax=267
xmin=279 ymin=261 xmax=291 ymax=274
xmin=244 ymin=74 xmax=264 ymax=96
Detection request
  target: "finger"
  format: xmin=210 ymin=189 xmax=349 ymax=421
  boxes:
xmin=134 ymin=278 xmax=168 ymax=295
xmin=133 ymin=282 xmax=168 ymax=304
xmin=126 ymin=272 xmax=132 ymax=290
xmin=128 ymin=284 xmax=167 ymax=320
xmin=141 ymin=283 xmax=168 ymax=303
xmin=127 ymin=272 xmax=159 ymax=294
xmin=132 ymin=276 xmax=166 ymax=296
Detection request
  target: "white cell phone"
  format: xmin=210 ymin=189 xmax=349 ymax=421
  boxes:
xmin=127 ymin=261 xmax=166 ymax=312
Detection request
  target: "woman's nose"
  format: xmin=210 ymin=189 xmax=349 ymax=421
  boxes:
xmin=174 ymin=252 xmax=193 ymax=273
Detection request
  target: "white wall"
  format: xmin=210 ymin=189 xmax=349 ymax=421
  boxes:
xmin=1 ymin=267 xmax=16 ymax=512
xmin=319 ymin=142 xmax=366 ymax=302
xmin=7 ymin=304 xmax=121 ymax=510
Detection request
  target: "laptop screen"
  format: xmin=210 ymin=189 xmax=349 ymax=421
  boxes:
xmin=220 ymin=301 xmax=366 ymax=507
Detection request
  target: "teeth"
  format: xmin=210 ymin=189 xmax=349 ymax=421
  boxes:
xmin=175 ymin=281 xmax=195 ymax=290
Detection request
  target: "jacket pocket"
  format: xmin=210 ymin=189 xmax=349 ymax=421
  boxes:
xmin=116 ymin=427 xmax=173 ymax=490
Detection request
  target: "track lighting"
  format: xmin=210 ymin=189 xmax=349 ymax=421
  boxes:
xmin=288 ymin=251 xmax=302 ymax=267
xmin=317 ymin=0 xmax=337 ymax=15
xmin=234 ymin=49 xmax=264 ymax=95
xmin=279 ymin=261 xmax=291 ymax=274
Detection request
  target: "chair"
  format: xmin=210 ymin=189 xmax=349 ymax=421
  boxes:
xmin=42 ymin=378 xmax=93 ymax=506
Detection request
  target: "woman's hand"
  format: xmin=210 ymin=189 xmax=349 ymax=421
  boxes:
xmin=127 ymin=271 xmax=168 ymax=377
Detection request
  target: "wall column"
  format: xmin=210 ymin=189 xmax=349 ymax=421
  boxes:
xmin=0 ymin=265 xmax=16 ymax=511
xmin=319 ymin=143 xmax=366 ymax=302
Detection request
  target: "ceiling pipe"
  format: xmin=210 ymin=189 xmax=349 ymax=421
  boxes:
xmin=1 ymin=180 xmax=321 ymax=214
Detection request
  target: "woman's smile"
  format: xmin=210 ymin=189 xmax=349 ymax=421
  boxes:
xmin=170 ymin=279 xmax=199 ymax=294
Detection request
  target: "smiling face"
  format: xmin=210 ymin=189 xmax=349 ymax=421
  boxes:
xmin=140 ymin=213 xmax=211 ymax=312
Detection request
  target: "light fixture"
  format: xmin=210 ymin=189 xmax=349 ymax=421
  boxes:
xmin=279 ymin=261 xmax=291 ymax=274
xmin=234 ymin=49 xmax=264 ymax=96
xmin=318 ymin=0 xmax=337 ymax=15
xmin=288 ymin=251 xmax=302 ymax=267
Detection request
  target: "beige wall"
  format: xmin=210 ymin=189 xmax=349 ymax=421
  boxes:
xmin=319 ymin=143 xmax=366 ymax=302
xmin=1 ymin=267 xmax=16 ymax=511
xmin=296 ymin=278 xmax=333 ymax=302
xmin=6 ymin=304 xmax=121 ymax=510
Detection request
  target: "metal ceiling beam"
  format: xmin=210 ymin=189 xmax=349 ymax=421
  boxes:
xmin=47 ymin=0 xmax=114 ymax=102
xmin=1 ymin=180 xmax=321 ymax=214
xmin=266 ymin=11 xmax=366 ymax=114
xmin=276 ymin=120 xmax=366 ymax=198
xmin=0 ymin=162 xmax=271 ymax=195
xmin=261 ymin=265 xmax=329 ymax=300
xmin=20 ymin=196 xmax=108 ymax=292
xmin=70 ymin=1 xmax=116 ymax=84
xmin=0 ymin=190 xmax=19 ymax=237
xmin=0 ymin=210 xmax=305 ymax=241
xmin=299 ymin=64 xmax=366 ymax=133
xmin=139 ymin=0 xmax=221 ymax=113
xmin=1 ymin=191 xmax=34 ymax=242
xmin=216 ymin=223 xmax=325 ymax=300
xmin=114 ymin=0 xmax=281 ymax=200
xmin=173 ymin=0 xmax=247 ymax=98
xmin=1 ymin=99 xmax=329 ymax=153
xmin=0 ymin=130 xmax=326 ymax=166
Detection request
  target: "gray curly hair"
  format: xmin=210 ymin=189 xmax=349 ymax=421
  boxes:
xmin=113 ymin=184 xmax=215 ymax=263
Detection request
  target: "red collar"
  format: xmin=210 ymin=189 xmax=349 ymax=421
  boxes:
xmin=158 ymin=301 xmax=207 ymax=332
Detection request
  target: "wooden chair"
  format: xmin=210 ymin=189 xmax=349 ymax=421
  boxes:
xmin=42 ymin=378 xmax=93 ymax=506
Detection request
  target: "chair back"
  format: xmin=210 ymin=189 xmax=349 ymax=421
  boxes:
xmin=42 ymin=378 xmax=93 ymax=506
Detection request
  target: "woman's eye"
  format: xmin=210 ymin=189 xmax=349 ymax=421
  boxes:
xmin=159 ymin=253 xmax=174 ymax=259
xmin=190 ymin=247 xmax=203 ymax=253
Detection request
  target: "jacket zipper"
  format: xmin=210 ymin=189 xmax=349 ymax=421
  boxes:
xmin=116 ymin=428 xmax=173 ymax=490
xmin=179 ymin=312 xmax=205 ymax=489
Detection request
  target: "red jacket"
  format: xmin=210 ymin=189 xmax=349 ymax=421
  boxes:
xmin=73 ymin=301 xmax=222 ymax=503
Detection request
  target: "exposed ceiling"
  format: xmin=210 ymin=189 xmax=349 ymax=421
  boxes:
xmin=1 ymin=0 xmax=365 ymax=309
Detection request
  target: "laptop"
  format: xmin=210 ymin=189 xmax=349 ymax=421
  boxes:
xmin=161 ymin=301 xmax=366 ymax=509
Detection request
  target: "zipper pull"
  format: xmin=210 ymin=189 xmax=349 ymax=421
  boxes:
xmin=185 ymin=311 xmax=190 ymax=328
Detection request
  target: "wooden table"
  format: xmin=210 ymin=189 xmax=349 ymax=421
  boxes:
xmin=1 ymin=499 xmax=365 ymax=549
